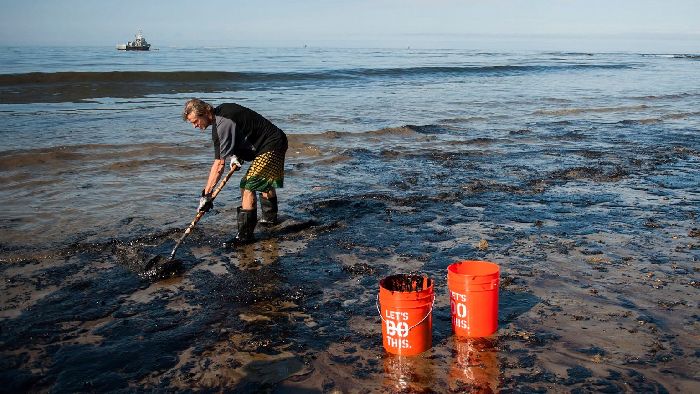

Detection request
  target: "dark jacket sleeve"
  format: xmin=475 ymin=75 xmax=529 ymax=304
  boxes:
xmin=213 ymin=117 xmax=236 ymax=160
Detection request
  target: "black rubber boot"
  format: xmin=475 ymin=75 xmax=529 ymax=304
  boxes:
xmin=259 ymin=196 xmax=278 ymax=226
xmin=223 ymin=207 xmax=257 ymax=248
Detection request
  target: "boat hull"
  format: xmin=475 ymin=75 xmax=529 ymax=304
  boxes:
xmin=116 ymin=45 xmax=150 ymax=51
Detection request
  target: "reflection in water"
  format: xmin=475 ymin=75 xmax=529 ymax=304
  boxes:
xmin=382 ymin=337 xmax=500 ymax=393
xmin=231 ymin=237 xmax=281 ymax=269
xmin=383 ymin=353 xmax=435 ymax=393
xmin=449 ymin=337 xmax=500 ymax=393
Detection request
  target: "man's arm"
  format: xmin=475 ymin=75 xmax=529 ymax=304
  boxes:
xmin=203 ymin=159 xmax=226 ymax=195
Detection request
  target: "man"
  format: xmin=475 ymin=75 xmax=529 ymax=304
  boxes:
xmin=182 ymin=99 xmax=288 ymax=247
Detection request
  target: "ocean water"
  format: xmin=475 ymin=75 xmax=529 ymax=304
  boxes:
xmin=2 ymin=47 xmax=699 ymax=142
xmin=1 ymin=46 xmax=698 ymax=247
xmin=1 ymin=46 xmax=699 ymax=391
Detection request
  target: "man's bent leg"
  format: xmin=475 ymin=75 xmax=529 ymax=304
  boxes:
xmin=259 ymin=188 xmax=278 ymax=225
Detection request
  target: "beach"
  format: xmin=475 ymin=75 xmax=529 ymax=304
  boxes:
xmin=0 ymin=47 xmax=699 ymax=392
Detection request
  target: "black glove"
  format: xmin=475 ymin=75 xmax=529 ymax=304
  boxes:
xmin=198 ymin=190 xmax=213 ymax=212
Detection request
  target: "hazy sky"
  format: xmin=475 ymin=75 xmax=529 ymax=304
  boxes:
xmin=1 ymin=0 xmax=698 ymax=52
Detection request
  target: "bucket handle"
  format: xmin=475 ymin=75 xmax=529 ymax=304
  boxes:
xmin=376 ymin=294 xmax=435 ymax=332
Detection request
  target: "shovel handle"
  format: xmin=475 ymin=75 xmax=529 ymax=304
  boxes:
xmin=210 ymin=166 xmax=238 ymax=200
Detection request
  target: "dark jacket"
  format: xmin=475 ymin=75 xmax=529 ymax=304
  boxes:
xmin=212 ymin=103 xmax=287 ymax=162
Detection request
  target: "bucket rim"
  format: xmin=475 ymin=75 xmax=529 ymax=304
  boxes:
xmin=379 ymin=273 xmax=434 ymax=293
xmin=447 ymin=260 xmax=499 ymax=277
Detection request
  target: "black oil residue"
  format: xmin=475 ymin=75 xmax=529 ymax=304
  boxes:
xmin=1 ymin=122 xmax=698 ymax=392
xmin=381 ymin=273 xmax=432 ymax=293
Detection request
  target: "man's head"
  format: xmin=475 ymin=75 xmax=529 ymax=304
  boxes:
xmin=183 ymin=98 xmax=214 ymax=130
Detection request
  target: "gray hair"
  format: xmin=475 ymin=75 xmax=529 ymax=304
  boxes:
xmin=182 ymin=98 xmax=214 ymax=121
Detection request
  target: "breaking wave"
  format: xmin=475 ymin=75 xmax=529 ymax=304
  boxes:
xmin=0 ymin=63 xmax=635 ymax=103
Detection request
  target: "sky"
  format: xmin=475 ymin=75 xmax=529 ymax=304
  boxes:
xmin=0 ymin=0 xmax=698 ymax=52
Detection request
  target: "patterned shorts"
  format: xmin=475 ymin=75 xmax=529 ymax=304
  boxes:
xmin=240 ymin=150 xmax=285 ymax=192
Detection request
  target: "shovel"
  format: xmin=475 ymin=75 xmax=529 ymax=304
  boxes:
xmin=142 ymin=165 xmax=238 ymax=278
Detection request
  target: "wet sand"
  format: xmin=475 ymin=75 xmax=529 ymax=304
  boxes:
xmin=1 ymin=125 xmax=699 ymax=392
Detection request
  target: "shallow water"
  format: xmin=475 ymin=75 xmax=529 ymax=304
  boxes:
xmin=1 ymin=47 xmax=699 ymax=392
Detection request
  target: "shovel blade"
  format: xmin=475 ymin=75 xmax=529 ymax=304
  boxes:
xmin=140 ymin=255 xmax=183 ymax=281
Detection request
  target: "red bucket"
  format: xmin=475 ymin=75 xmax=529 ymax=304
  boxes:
xmin=447 ymin=261 xmax=500 ymax=337
xmin=378 ymin=274 xmax=434 ymax=356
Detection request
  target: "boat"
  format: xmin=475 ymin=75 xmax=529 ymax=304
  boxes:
xmin=116 ymin=30 xmax=151 ymax=51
